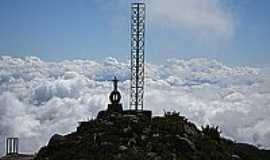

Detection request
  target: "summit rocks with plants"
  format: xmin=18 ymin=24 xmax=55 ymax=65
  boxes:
xmin=34 ymin=111 xmax=270 ymax=160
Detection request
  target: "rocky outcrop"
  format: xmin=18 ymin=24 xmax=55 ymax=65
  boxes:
xmin=0 ymin=154 xmax=34 ymax=160
xmin=34 ymin=111 xmax=270 ymax=160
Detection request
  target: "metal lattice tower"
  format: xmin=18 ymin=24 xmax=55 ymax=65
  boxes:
xmin=6 ymin=137 xmax=19 ymax=155
xmin=130 ymin=3 xmax=145 ymax=111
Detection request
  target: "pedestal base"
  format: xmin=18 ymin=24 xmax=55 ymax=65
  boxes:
xmin=108 ymin=103 xmax=123 ymax=112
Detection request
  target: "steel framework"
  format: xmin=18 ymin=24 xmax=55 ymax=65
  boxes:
xmin=6 ymin=137 xmax=19 ymax=155
xmin=130 ymin=3 xmax=145 ymax=111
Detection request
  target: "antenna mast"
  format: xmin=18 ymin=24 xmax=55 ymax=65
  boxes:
xmin=130 ymin=3 xmax=145 ymax=111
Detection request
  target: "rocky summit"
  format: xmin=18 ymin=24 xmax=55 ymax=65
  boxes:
xmin=34 ymin=111 xmax=270 ymax=160
xmin=14 ymin=77 xmax=270 ymax=160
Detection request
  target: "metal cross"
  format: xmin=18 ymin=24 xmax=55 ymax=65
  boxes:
xmin=112 ymin=76 xmax=119 ymax=91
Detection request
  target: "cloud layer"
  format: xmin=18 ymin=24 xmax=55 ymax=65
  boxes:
xmin=147 ymin=0 xmax=234 ymax=35
xmin=0 ymin=56 xmax=270 ymax=155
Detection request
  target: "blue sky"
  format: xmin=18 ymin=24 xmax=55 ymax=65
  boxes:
xmin=0 ymin=0 xmax=269 ymax=66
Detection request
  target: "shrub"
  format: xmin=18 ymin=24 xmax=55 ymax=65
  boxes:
xmin=201 ymin=125 xmax=221 ymax=141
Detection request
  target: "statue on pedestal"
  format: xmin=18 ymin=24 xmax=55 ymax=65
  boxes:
xmin=107 ymin=76 xmax=123 ymax=112
xmin=97 ymin=76 xmax=123 ymax=119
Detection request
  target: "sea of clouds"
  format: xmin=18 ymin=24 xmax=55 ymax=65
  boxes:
xmin=0 ymin=56 xmax=270 ymax=155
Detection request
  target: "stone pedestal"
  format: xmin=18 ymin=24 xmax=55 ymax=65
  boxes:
xmin=108 ymin=103 xmax=123 ymax=113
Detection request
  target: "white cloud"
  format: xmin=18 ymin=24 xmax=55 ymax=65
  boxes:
xmin=147 ymin=0 xmax=234 ymax=35
xmin=0 ymin=56 xmax=270 ymax=155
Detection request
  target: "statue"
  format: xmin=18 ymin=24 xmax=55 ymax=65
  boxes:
xmin=107 ymin=76 xmax=123 ymax=113
xmin=109 ymin=76 xmax=121 ymax=105
xmin=96 ymin=76 xmax=151 ymax=120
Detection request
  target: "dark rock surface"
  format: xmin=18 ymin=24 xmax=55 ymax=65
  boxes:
xmin=34 ymin=111 xmax=270 ymax=160
xmin=0 ymin=154 xmax=34 ymax=160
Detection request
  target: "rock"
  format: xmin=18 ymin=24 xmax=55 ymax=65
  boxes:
xmin=141 ymin=135 xmax=147 ymax=140
xmin=153 ymin=133 xmax=159 ymax=137
xmin=105 ymin=121 xmax=114 ymax=126
xmin=98 ymin=142 xmax=114 ymax=152
xmin=128 ymin=138 xmax=137 ymax=146
xmin=154 ymin=156 xmax=162 ymax=160
xmin=232 ymin=154 xmax=241 ymax=159
xmin=147 ymin=152 xmax=157 ymax=157
xmin=0 ymin=154 xmax=34 ymax=160
xmin=119 ymin=145 xmax=128 ymax=151
xmin=123 ymin=114 xmax=137 ymax=119
xmin=123 ymin=126 xmax=131 ymax=133
xmin=34 ymin=112 xmax=270 ymax=160
xmin=132 ymin=119 xmax=138 ymax=123
xmin=171 ymin=153 xmax=177 ymax=160
xmin=142 ymin=127 xmax=151 ymax=134
xmin=175 ymin=135 xmax=196 ymax=151
xmin=48 ymin=134 xmax=65 ymax=145
xmin=184 ymin=124 xmax=199 ymax=136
